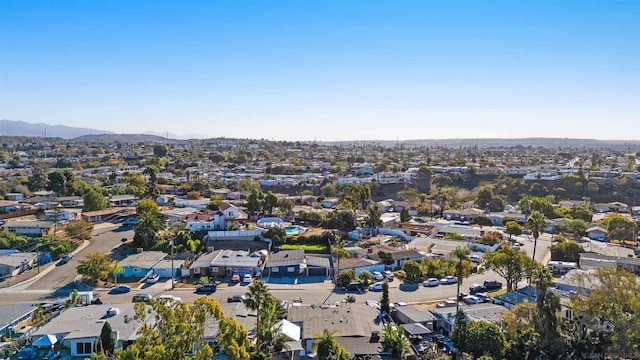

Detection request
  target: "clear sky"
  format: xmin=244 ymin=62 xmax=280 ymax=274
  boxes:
xmin=1 ymin=0 xmax=639 ymax=141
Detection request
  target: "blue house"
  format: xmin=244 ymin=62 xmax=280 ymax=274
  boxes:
xmin=264 ymin=250 xmax=305 ymax=276
xmin=116 ymin=251 xmax=166 ymax=278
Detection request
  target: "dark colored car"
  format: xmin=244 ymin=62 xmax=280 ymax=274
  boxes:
xmin=344 ymin=281 xmax=365 ymax=293
xmin=133 ymin=293 xmax=154 ymax=303
xmin=227 ymin=295 xmax=247 ymax=303
xmin=469 ymin=284 xmax=487 ymax=294
xmin=110 ymin=285 xmax=131 ymax=294
xmin=59 ymin=254 xmax=73 ymax=265
xmin=196 ymin=284 xmax=217 ymax=293
xmin=484 ymin=280 xmax=503 ymax=291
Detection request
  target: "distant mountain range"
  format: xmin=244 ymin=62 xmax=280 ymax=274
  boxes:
xmin=0 ymin=119 xmax=113 ymax=139
xmin=2 ymin=119 xmax=640 ymax=149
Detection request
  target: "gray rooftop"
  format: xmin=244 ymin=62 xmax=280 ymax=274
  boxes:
xmin=3 ymin=220 xmax=55 ymax=229
xmin=119 ymin=251 xmax=166 ymax=269
xmin=193 ymin=249 xmax=261 ymax=269
xmin=395 ymin=305 xmax=438 ymax=324
xmin=0 ymin=303 xmax=36 ymax=330
xmin=287 ymin=303 xmax=382 ymax=340
xmin=0 ymin=252 xmax=37 ymax=267
xmin=266 ymin=250 xmax=305 ymax=268
xmin=305 ymin=255 xmax=331 ymax=268
xmin=33 ymin=303 xmax=151 ymax=342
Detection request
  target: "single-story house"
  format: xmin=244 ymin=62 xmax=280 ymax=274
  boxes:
xmin=429 ymin=303 xmax=508 ymax=336
xmin=2 ymin=220 xmax=55 ymax=236
xmin=336 ymin=257 xmax=384 ymax=275
xmin=579 ymin=253 xmax=640 ymax=275
xmin=190 ymin=249 xmax=262 ymax=277
xmin=393 ymin=305 xmax=438 ymax=331
xmin=151 ymin=259 xmax=184 ymax=279
xmin=320 ymin=198 xmax=339 ymax=209
xmin=32 ymin=303 xmax=152 ymax=357
xmin=0 ymin=303 xmax=37 ymax=336
xmin=4 ymin=193 xmax=24 ymax=201
xmin=263 ymin=250 xmax=332 ymax=277
xmin=108 ymin=195 xmax=138 ymax=207
xmin=493 ymin=286 xmax=537 ymax=310
xmin=0 ymin=200 xmax=21 ymax=214
xmin=0 ymin=252 xmax=38 ymax=278
xmin=115 ymin=251 xmax=167 ymax=278
xmin=489 ymin=212 xmax=527 ymax=226
xmin=45 ymin=208 xmax=82 ymax=222
xmin=586 ymin=226 xmax=607 ymax=242
xmin=56 ymin=196 xmax=84 ymax=207
xmin=287 ymin=302 xmax=383 ymax=356
xmin=81 ymin=208 xmax=133 ymax=223
xmin=355 ymin=244 xmax=423 ymax=269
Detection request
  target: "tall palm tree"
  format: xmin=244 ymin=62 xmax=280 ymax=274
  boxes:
xmin=526 ymin=210 xmax=546 ymax=264
xmin=450 ymin=246 xmax=471 ymax=314
xmin=243 ymin=280 xmax=270 ymax=354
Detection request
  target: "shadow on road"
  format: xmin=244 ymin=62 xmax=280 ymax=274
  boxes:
xmin=399 ymin=281 xmax=420 ymax=292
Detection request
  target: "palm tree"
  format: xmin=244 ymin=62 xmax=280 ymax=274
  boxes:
xmin=243 ymin=280 xmax=270 ymax=355
xmin=315 ymin=329 xmax=350 ymax=360
xmin=450 ymin=246 xmax=471 ymax=314
xmin=381 ymin=323 xmax=409 ymax=360
xmin=257 ymin=302 xmax=290 ymax=358
xmin=526 ymin=210 xmax=546 ymax=264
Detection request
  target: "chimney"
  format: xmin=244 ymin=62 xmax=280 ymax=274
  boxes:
xmin=136 ymin=248 xmax=143 ymax=254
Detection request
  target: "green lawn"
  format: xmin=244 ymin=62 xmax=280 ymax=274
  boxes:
xmin=279 ymin=243 xmax=329 ymax=252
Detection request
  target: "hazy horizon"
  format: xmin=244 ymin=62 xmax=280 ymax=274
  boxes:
xmin=1 ymin=1 xmax=639 ymax=141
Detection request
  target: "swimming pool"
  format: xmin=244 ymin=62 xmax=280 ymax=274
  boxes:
xmin=284 ymin=225 xmax=306 ymax=235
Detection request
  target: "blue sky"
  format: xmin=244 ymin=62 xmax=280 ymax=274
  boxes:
xmin=1 ymin=0 xmax=639 ymax=140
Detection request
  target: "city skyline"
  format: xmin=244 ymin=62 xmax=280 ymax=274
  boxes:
xmin=1 ymin=0 xmax=639 ymax=141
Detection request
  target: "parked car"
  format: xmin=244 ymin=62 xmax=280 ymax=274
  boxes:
xmin=483 ymin=280 xmax=503 ymax=291
xmin=196 ymin=284 xmax=217 ymax=293
xmin=463 ymin=295 xmax=480 ymax=304
xmin=145 ymin=273 xmax=160 ymax=284
xmin=469 ymin=283 xmax=487 ymax=294
xmin=59 ymin=254 xmax=73 ymax=265
xmin=231 ymin=274 xmax=241 ymax=283
xmin=440 ymin=276 xmax=458 ymax=285
xmin=512 ymin=242 xmax=522 ymax=250
xmin=468 ymin=254 xmax=481 ymax=264
xmin=475 ymin=293 xmax=490 ymax=303
xmin=133 ymin=293 xmax=154 ymax=303
xmin=158 ymin=294 xmax=182 ymax=303
xmin=383 ymin=270 xmax=395 ymax=280
xmin=227 ymin=295 xmax=247 ymax=303
xmin=372 ymin=271 xmax=384 ymax=281
xmin=369 ymin=282 xmax=384 ymax=292
xmin=344 ymin=281 xmax=365 ymax=293
xmin=423 ymin=278 xmax=440 ymax=287
xmin=243 ymin=274 xmax=253 ymax=283
xmin=110 ymin=285 xmax=131 ymax=294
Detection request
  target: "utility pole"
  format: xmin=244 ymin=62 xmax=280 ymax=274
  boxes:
xmin=170 ymin=239 xmax=175 ymax=290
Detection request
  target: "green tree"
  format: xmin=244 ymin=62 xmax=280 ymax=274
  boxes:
xmin=451 ymin=310 xmax=469 ymax=355
xmin=247 ymin=188 xmax=265 ymax=215
xmin=133 ymin=199 xmax=165 ymax=249
xmin=503 ymin=302 xmax=541 ymax=360
xmin=206 ymin=195 xmax=224 ymax=210
xmin=549 ymin=238 xmax=585 ymax=262
xmin=315 ymin=329 xmax=350 ymax=360
xmin=64 ymin=220 xmax=94 ymax=240
xmin=365 ymin=204 xmax=383 ymax=229
xmin=464 ymin=320 xmax=505 ymax=359
xmin=562 ymin=219 xmax=588 ymax=240
xmin=97 ymin=321 xmax=116 ymax=355
xmin=359 ymin=270 xmax=372 ymax=286
xmin=532 ymin=266 xmax=563 ymax=357
xmin=526 ymin=210 xmax=546 ymax=263
xmin=153 ymin=145 xmax=168 ymax=157
xmin=381 ymin=323 xmax=409 ymax=360
xmin=401 ymin=260 xmax=423 ymax=282
xmin=263 ymin=191 xmax=279 ymax=215
xmin=482 ymin=245 xmax=533 ymax=292
xmin=47 ymin=169 xmax=74 ymax=196
xmin=243 ymin=280 xmax=270 ymax=355
xmin=505 ymin=221 xmax=523 ymax=239
xmin=602 ymin=213 xmax=636 ymax=242
xmin=277 ymin=197 xmax=294 ymax=216
xmin=380 ymin=279 xmax=391 ymax=314
xmin=143 ymin=165 xmax=160 ymax=199
xmin=337 ymin=269 xmax=356 ymax=288
xmin=262 ymin=227 xmax=287 ymax=246
xmin=76 ymin=252 xmax=114 ymax=282
xmin=471 ymin=215 xmax=493 ymax=228
xmin=83 ymin=188 xmax=107 ymax=211
xmin=450 ymin=246 xmax=471 ymax=314
xmin=27 ymin=166 xmax=48 ymax=192
xmin=400 ymin=208 xmax=412 ymax=222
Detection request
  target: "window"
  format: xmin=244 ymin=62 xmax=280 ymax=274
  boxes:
xmin=210 ymin=267 xmax=218 ymax=272
xmin=287 ymin=267 xmax=295 ymax=273
xmin=76 ymin=342 xmax=92 ymax=355
xmin=133 ymin=268 xmax=141 ymax=273
xmin=271 ymin=267 xmax=279 ymax=273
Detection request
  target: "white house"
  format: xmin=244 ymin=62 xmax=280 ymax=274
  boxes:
xmin=0 ymin=252 xmax=38 ymax=278
xmin=586 ymin=226 xmax=607 ymax=242
xmin=3 ymin=220 xmax=55 ymax=236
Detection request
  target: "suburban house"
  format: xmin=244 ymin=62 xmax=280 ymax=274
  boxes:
xmin=115 ymin=251 xmax=167 ymax=278
xmin=2 ymin=220 xmax=55 ymax=236
xmin=185 ymin=203 xmax=248 ymax=232
xmin=429 ymin=303 xmax=507 ymax=336
xmin=0 ymin=252 xmax=38 ymax=278
xmin=489 ymin=212 xmax=527 ymax=226
xmin=493 ymin=286 xmax=538 ymax=310
xmin=189 ymin=249 xmax=262 ymax=277
xmin=32 ymin=304 xmax=152 ymax=357
xmin=262 ymin=249 xmax=332 ymax=277
xmin=0 ymin=200 xmax=21 ymax=214
xmin=0 ymin=303 xmax=36 ymax=336
xmin=336 ymin=257 xmax=384 ymax=276
xmin=393 ymin=305 xmax=438 ymax=331
xmin=4 ymin=193 xmax=24 ymax=201
xmin=44 ymin=208 xmax=82 ymax=222
xmin=108 ymin=194 xmax=138 ymax=207
xmin=151 ymin=259 xmax=185 ymax=279
xmin=56 ymin=196 xmax=84 ymax=207
xmin=355 ymin=244 xmax=423 ymax=269
xmin=81 ymin=208 xmax=135 ymax=223
xmin=579 ymin=253 xmax=640 ymax=275
xmin=287 ymin=303 xmax=384 ymax=356
xmin=586 ymin=226 xmax=607 ymax=242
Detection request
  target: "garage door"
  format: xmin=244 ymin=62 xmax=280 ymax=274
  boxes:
xmin=154 ymin=268 xmax=173 ymax=278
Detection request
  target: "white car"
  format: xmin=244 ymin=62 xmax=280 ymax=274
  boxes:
xmin=372 ymin=271 xmax=384 ymax=281
xmin=423 ymin=278 xmax=440 ymax=287
xmin=440 ymin=276 xmax=458 ymax=285
xmin=369 ymin=282 xmax=384 ymax=292
xmin=463 ymin=295 xmax=479 ymax=304
xmin=145 ymin=273 xmax=160 ymax=284
xmin=383 ymin=271 xmax=395 ymax=280
xmin=158 ymin=294 xmax=182 ymax=303
xmin=243 ymin=274 xmax=253 ymax=283
xmin=512 ymin=243 xmax=522 ymax=250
